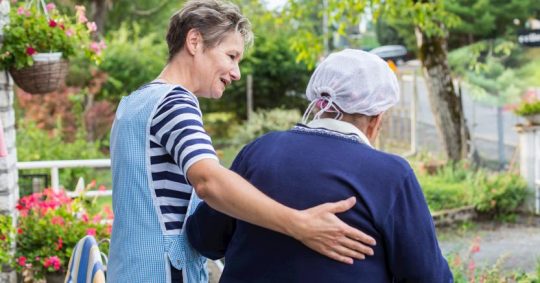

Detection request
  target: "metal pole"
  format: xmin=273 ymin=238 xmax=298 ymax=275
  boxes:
xmin=247 ymin=74 xmax=253 ymax=120
xmin=410 ymin=70 xmax=418 ymax=154
xmin=497 ymin=105 xmax=506 ymax=170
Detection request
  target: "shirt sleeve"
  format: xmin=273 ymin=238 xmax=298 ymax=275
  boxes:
xmin=150 ymin=89 xmax=218 ymax=180
xmin=381 ymin=169 xmax=453 ymax=283
xmin=185 ymin=146 xmax=250 ymax=259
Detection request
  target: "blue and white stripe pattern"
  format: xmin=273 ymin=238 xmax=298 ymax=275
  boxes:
xmin=149 ymin=84 xmax=218 ymax=235
xmin=65 ymin=235 xmax=106 ymax=283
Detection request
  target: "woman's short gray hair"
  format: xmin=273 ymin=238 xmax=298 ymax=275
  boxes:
xmin=166 ymin=0 xmax=253 ymax=61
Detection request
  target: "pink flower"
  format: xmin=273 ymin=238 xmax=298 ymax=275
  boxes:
xmin=17 ymin=256 xmax=26 ymax=266
xmin=46 ymin=3 xmax=56 ymax=12
xmin=44 ymin=256 xmax=61 ymax=271
xmin=103 ymin=205 xmax=114 ymax=220
xmin=98 ymin=185 xmax=106 ymax=191
xmin=65 ymin=28 xmax=74 ymax=37
xmin=26 ymin=47 xmax=36 ymax=56
xmin=90 ymin=40 xmax=108 ymax=56
xmin=17 ymin=7 xmax=25 ymax=15
xmin=469 ymin=236 xmax=481 ymax=254
xmin=49 ymin=19 xmax=57 ymax=28
xmin=86 ymin=228 xmax=96 ymax=236
xmin=81 ymin=213 xmax=89 ymax=222
xmin=75 ymin=5 xmax=88 ymax=24
xmin=92 ymin=214 xmax=102 ymax=224
xmin=86 ymin=21 xmax=97 ymax=32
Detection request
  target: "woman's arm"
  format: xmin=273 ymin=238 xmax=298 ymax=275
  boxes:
xmin=187 ymin=159 xmax=376 ymax=264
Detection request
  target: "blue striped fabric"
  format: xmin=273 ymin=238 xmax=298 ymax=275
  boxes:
xmin=65 ymin=236 xmax=106 ymax=283
xmin=149 ymin=86 xmax=218 ymax=235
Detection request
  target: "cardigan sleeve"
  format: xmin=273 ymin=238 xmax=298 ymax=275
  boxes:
xmin=381 ymin=169 xmax=453 ymax=283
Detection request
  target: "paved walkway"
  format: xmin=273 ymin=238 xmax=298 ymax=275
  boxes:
xmin=205 ymin=215 xmax=540 ymax=282
xmin=438 ymin=215 xmax=540 ymax=273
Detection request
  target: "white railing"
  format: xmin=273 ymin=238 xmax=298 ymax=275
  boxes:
xmin=17 ymin=159 xmax=112 ymax=195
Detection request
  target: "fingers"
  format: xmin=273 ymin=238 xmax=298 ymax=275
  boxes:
xmin=344 ymin=224 xmax=376 ymax=246
xmin=324 ymin=250 xmax=354 ymax=265
xmin=326 ymin=196 xmax=356 ymax=214
xmin=339 ymin=236 xmax=374 ymax=257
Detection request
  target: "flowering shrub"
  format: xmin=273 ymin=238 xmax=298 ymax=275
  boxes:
xmin=14 ymin=186 xmax=112 ymax=278
xmin=0 ymin=214 xmax=13 ymax=266
xmin=0 ymin=2 xmax=105 ymax=70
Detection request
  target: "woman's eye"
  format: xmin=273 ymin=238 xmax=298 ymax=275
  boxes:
xmin=229 ymin=54 xmax=235 ymax=60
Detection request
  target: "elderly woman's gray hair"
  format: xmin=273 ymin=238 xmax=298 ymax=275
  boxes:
xmin=166 ymin=0 xmax=253 ymax=61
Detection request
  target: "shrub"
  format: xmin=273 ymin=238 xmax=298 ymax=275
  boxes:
xmin=98 ymin=23 xmax=167 ymax=101
xmin=0 ymin=214 xmax=13 ymax=267
xmin=14 ymin=188 xmax=112 ymax=279
xmin=230 ymin=108 xmax=301 ymax=146
xmin=473 ymin=172 xmax=528 ymax=218
xmin=16 ymin=121 xmax=108 ymax=192
xmin=202 ymin=112 xmax=239 ymax=146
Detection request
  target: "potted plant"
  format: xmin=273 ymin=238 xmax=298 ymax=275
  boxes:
xmin=0 ymin=1 xmax=104 ymax=94
xmin=14 ymin=186 xmax=112 ymax=282
xmin=514 ymin=89 xmax=540 ymax=125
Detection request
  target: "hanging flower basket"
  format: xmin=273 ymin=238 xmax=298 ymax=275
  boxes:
xmin=10 ymin=52 xmax=68 ymax=94
xmin=0 ymin=1 xmax=104 ymax=94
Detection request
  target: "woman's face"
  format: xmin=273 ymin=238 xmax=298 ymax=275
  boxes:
xmin=194 ymin=31 xmax=244 ymax=99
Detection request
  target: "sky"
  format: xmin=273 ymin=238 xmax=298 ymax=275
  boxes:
xmin=263 ymin=0 xmax=287 ymax=10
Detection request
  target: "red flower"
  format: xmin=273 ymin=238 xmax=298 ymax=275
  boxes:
xmin=17 ymin=256 xmax=26 ymax=266
xmin=49 ymin=19 xmax=57 ymax=28
xmin=17 ymin=228 xmax=23 ymax=234
xmin=55 ymin=237 xmax=63 ymax=250
xmin=25 ymin=47 xmax=36 ymax=56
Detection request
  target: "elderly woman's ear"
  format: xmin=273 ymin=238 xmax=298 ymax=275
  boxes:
xmin=366 ymin=114 xmax=384 ymax=142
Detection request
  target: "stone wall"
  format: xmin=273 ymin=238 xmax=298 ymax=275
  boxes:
xmin=0 ymin=71 xmax=17 ymax=283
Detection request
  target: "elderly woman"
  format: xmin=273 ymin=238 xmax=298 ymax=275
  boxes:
xmin=186 ymin=49 xmax=453 ymax=282
xmin=107 ymin=1 xmax=375 ymax=282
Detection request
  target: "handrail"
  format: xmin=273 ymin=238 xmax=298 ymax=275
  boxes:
xmin=17 ymin=159 xmax=111 ymax=192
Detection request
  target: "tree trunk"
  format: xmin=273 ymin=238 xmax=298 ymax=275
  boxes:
xmin=415 ymin=27 xmax=469 ymax=162
xmin=92 ymin=0 xmax=108 ymax=36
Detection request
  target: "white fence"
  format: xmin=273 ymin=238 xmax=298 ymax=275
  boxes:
xmin=17 ymin=159 xmax=112 ymax=197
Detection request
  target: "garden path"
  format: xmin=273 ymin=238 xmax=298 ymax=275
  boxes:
xmin=438 ymin=215 xmax=540 ymax=273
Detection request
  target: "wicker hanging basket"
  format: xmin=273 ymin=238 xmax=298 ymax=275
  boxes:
xmin=9 ymin=57 xmax=69 ymax=95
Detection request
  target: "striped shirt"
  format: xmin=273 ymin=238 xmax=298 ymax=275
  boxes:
xmin=148 ymin=83 xmax=218 ymax=235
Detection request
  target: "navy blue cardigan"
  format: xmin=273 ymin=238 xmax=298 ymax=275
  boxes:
xmin=186 ymin=126 xmax=453 ymax=283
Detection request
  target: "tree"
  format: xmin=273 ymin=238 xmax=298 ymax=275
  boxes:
xmin=285 ymin=0 xmax=469 ymax=162
xmin=446 ymin=0 xmax=539 ymax=48
xmin=449 ymin=40 xmax=526 ymax=168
